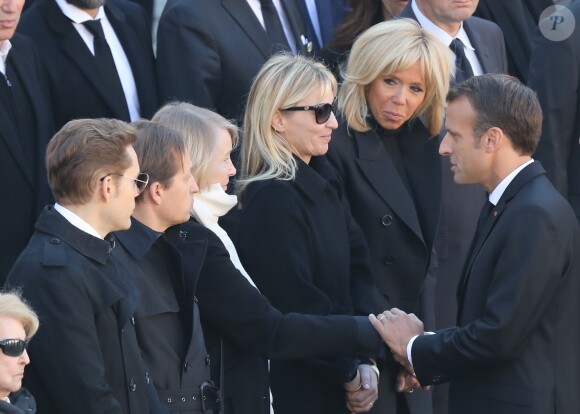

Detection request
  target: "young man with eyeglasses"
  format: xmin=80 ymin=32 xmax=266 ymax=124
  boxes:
xmin=7 ymin=118 xmax=167 ymax=414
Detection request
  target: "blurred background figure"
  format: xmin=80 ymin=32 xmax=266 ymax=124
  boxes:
xmin=321 ymin=0 xmax=409 ymax=77
xmin=156 ymin=0 xmax=314 ymax=126
xmin=327 ymin=18 xmax=452 ymax=414
xmin=473 ymin=0 xmax=553 ymax=82
xmin=0 ymin=291 xmax=39 ymax=414
xmin=18 ymin=0 xmax=157 ymax=131
xmin=0 ymin=0 xmax=54 ymax=286
xmin=528 ymin=1 xmax=580 ymax=223
xmin=236 ymin=54 xmax=381 ymax=414
xmin=296 ymin=0 xmax=350 ymax=49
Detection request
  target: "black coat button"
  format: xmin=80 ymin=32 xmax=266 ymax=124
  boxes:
xmin=381 ymin=215 xmax=393 ymax=227
xmin=49 ymin=238 xmax=60 ymax=244
xmin=383 ymin=256 xmax=396 ymax=265
xmin=205 ymin=355 xmax=211 ymax=366
xmin=184 ymin=362 xmax=191 ymax=372
xmin=129 ymin=379 xmax=136 ymax=392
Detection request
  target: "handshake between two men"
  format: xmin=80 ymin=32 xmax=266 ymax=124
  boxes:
xmin=369 ymin=308 xmax=427 ymax=394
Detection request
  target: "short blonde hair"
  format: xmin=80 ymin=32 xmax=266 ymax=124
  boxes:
xmin=0 ymin=291 xmax=39 ymax=340
xmin=152 ymin=102 xmax=239 ymax=186
xmin=237 ymin=53 xmax=337 ymax=198
xmin=339 ymin=19 xmax=453 ymax=135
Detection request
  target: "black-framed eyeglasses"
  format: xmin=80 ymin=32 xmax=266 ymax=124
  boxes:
xmin=283 ymin=97 xmax=337 ymax=124
xmin=99 ymin=172 xmax=150 ymax=195
xmin=0 ymin=339 xmax=28 ymax=357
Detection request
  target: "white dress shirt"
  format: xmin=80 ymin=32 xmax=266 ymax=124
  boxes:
xmin=54 ymin=203 xmax=103 ymax=239
xmin=55 ymin=0 xmax=141 ymax=121
xmin=0 ymin=40 xmax=11 ymax=75
xmin=412 ymin=0 xmax=484 ymax=77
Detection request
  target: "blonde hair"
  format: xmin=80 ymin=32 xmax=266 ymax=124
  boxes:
xmin=339 ymin=19 xmax=453 ymax=135
xmin=152 ymin=102 xmax=239 ymax=185
xmin=237 ymin=54 xmax=337 ymax=198
xmin=0 ymin=291 xmax=39 ymax=340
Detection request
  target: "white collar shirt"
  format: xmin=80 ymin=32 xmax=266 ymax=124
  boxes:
xmin=412 ymin=0 xmax=484 ymax=76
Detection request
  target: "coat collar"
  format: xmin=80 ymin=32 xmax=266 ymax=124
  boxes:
xmin=36 ymin=206 xmax=114 ymax=264
xmin=113 ymin=216 xmax=163 ymax=260
xmin=222 ymin=0 xmax=273 ymax=59
xmin=293 ymin=155 xmax=338 ymax=202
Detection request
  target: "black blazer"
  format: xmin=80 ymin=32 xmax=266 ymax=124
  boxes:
xmin=176 ymin=220 xmax=383 ymax=414
xmin=156 ymin=0 xmax=314 ymax=123
xmin=0 ymin=33 xmax=53 ymax=285
xmin=18 ymin=0 xmax=158 ymax=130
xmin=412 ymin=162 xmax=580 ymax=414
xmin=327 ymin=120 xmax=440 ymax=414
xmin=328 ymin=121 xmax=440 ymax=314
xmin=236 ymin=156 xmax=380 ymax=414
xmin=528 ymin=1 xmax=580 ymax=222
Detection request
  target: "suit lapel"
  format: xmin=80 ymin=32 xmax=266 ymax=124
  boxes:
xmin=0 ymin=93 xmax=33 ymax=187
xmin=354 ymin=128 xmax=424 ymax=241
xmin=4 ymin=44 xmax=46 ymax=189
xmin=222 ymin=0 xmax=272 ymax=59
xmin=105 ymin=3 xmax=145 ymax=117
xmin=464 ymin=18 xmax=493 ymax=73
xmin=40 ymin=0 xmax=128 ymax=119
xmin=456 ymin=162 xmax=546 ymax=318
xmin=283 ymin=0 xmax=314 ymax=53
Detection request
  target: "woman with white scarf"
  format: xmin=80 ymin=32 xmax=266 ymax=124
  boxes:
xmin=152 ymin=102 xmax=256 ymax=288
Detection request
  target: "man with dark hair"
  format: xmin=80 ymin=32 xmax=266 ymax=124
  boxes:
xmin=7 ymin=119 xmax=167 ymax=414
xmin=17 ymin=0 xmax=157 ymax=130
xmin=0 ymin=0 xmax=54 ymax=285
xmin=371 ymin=73 xmax=580 ymax=414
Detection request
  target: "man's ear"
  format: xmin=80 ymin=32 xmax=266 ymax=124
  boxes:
xmin=145 ymin=181 xmax=164 ymax=205
xmin=484 ymin=127 xmax=503 ymax=153
xmin=271 ymin=110 xmax=286 ymax=133
xmin=99 ymin=175 xmax=115 ymax=201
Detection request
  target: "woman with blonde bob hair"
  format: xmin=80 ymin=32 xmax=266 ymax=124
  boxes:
xmin=327 ymin=18 xmax=453 ymax=413
xmin=236 ymin=53 xmax=384 ymax=414
xmin=0 ymin=291 xmax=39 ymax=413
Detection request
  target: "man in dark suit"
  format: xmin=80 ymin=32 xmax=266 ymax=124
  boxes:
xmin=156 ymin=0 xmax=314 ymax=124
xmin=528 ymin=1 xmax=580 ymax=223
xmin=17 ymin=0 xmax=157 ymax=131
xmin=371 ymin=73 xmax=580 ymax=414
xmin=397 ymin=5 xmax=507 ymax=412
xmin=0 ymin=0 xmax=53 ymax=285
xmin=7 ymin=119 xmax=167 ymax=414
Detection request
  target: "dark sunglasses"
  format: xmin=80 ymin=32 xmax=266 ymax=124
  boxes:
xmin=283 ymin=97 xmax=337 ymax=124
xmin=0 ymin=339 xmax=28 ymax=357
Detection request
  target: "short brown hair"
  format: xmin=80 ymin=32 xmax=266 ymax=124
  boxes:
xmin=46 ymin=118 xmax=136 ymax=205
xmin=447 ymin=74 xmax=542 ymax=155
xmin=132 ymin=120 xmax=187 ymax=201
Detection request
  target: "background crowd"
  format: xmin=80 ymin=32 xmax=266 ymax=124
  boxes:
xmin=0 ymin=0 xmax=579 ymax=414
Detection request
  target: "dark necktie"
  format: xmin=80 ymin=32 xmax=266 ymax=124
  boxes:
xmin=259 ymin=0 xmax=290 ymax=51
xmin=450 ymin=38 xmax=474 ymax=84
xmin=475 ymin=200 xmax=494 ymax=237
xmin=82 ymin=19 xmax=130 ymax=120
